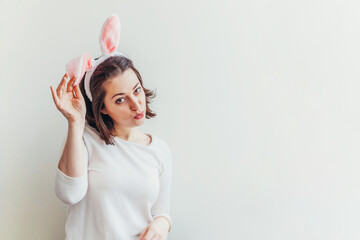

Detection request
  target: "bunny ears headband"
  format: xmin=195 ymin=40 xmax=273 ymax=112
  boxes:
xmin=65 ymin=14 xmax=127 ymax=102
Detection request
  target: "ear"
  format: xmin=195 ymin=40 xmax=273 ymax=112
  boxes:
xmin=99 ymin=14 xmax=121 ymax=55
xmin=66 ymin=53 xmax=94 ymax=86
xmin=101 ymin=108 xmax=108 ymax=115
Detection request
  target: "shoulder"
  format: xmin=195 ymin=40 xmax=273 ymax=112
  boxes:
xmin=83 ymin=123 xmax=97 ymax=139
xmin=83 ymin=123 xmax=106 ymax=145
xmin=151 ymin=134 xmax=170 ymax=152
xmin=151 ymin=134 xmax=172 ymax=165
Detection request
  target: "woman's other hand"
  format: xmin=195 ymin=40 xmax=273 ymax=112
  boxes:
xmin=138 ymin=217 xmax=170 ymax=240
xmin=50 ymin=73 xmax=86 ymax=125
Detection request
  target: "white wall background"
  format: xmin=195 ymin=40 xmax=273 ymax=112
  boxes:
xmin=1 ymin=0 xmax=360 ymax=239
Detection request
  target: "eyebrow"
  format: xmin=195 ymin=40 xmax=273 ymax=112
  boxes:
xmin=112 ymin=83 xmax=140 ymax=99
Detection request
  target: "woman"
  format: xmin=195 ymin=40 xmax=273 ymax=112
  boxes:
xmin=50 ymin=15 xmax=172 ymax=240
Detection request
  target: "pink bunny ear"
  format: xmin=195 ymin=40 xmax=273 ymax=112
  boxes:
xmin=99 ymin=14 xmax=121 ymax=54
xmin=65 ymin=53 xmax=94 ymax=86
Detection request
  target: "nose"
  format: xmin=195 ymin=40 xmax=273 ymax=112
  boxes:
xmin=129 ymin=96 xmax=141 ymax=113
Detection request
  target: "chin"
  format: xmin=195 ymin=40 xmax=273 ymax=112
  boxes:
xmin=133 ymin=118 xmax=145 ymax=126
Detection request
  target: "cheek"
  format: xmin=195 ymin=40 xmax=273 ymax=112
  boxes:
xmin=109 ymin=105 xmax=125 ymax=115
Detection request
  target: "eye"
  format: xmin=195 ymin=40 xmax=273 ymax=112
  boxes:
xmin=115 ymin=98 xmax=125 ymax=104
xmin=134 ymin=87 xmax=142 ymax=94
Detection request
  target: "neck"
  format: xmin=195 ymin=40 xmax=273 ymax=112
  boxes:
xmin=112 ymin=125 xmax=140 ymax=141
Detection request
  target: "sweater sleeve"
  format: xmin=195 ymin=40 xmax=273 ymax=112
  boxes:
xmin=151 ymin=144 xmax=173 ymax=232
xmin=54 ymin=138 xmax=89 ymax=205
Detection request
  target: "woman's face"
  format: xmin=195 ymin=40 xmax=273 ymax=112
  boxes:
xmin=101 ymin=68 xmax=146 ymax=129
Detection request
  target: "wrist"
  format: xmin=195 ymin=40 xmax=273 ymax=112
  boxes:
xmin=68 ymin=120 xmax=85 ymax=130
xmin=154 ymin=216 xmax=171 ymax=232
xmin=67 ymin=121 xmax=85 ymax=138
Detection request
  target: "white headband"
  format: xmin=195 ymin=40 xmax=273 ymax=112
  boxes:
xmin=84 ymin=51 xmax=127 ymax=102
xmin=65 ymin=14 xmax=125 ymax=102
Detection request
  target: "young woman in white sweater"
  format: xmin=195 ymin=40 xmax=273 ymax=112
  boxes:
xmin=50 ymin=53 xmax=172 ymax=240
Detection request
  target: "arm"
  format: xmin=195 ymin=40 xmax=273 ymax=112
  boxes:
xmin=151 ymin=145 xmax=173 ymax=232
xmin=54 ymin=121 xmax=88 ymax=205
xmin=58 ymin=122 xmax=86 ymax=177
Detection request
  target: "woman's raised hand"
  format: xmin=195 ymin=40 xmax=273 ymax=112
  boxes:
xmin=50 ymin=73 xmax=86 ymax=125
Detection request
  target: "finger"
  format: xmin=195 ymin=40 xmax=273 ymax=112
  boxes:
xmin=50 ymin=86 xmax=60 ymax=107
xmin=73 ymin=82 xmax=83 ymax=100
xmin=57 ymin=73 xmax=68 ymax=97
xmin=138 ymin=227 xmax=149 ymax=240
xmin=143 ymin=230 xmax=156 ymax=240
xmin=67 ymin=75 xmax=77 ymax=92
xmin=56 ymin=77 xmax=66 ymax=97
xmin=142 ymin=230 xmax=156 ymax=240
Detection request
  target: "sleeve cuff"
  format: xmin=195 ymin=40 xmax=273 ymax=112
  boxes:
xmin=153 ymin=213 xmax=172 ymax=232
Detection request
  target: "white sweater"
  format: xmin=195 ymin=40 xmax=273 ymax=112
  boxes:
xmin=54 ymin=123 xmax=172 ymax=240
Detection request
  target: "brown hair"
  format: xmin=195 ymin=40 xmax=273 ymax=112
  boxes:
xmin=79 ymin=55 xmax=157 ymax=145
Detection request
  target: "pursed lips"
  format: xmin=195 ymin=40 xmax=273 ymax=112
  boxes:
xmin=134 ymin=111 xmax=144 ymax=118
